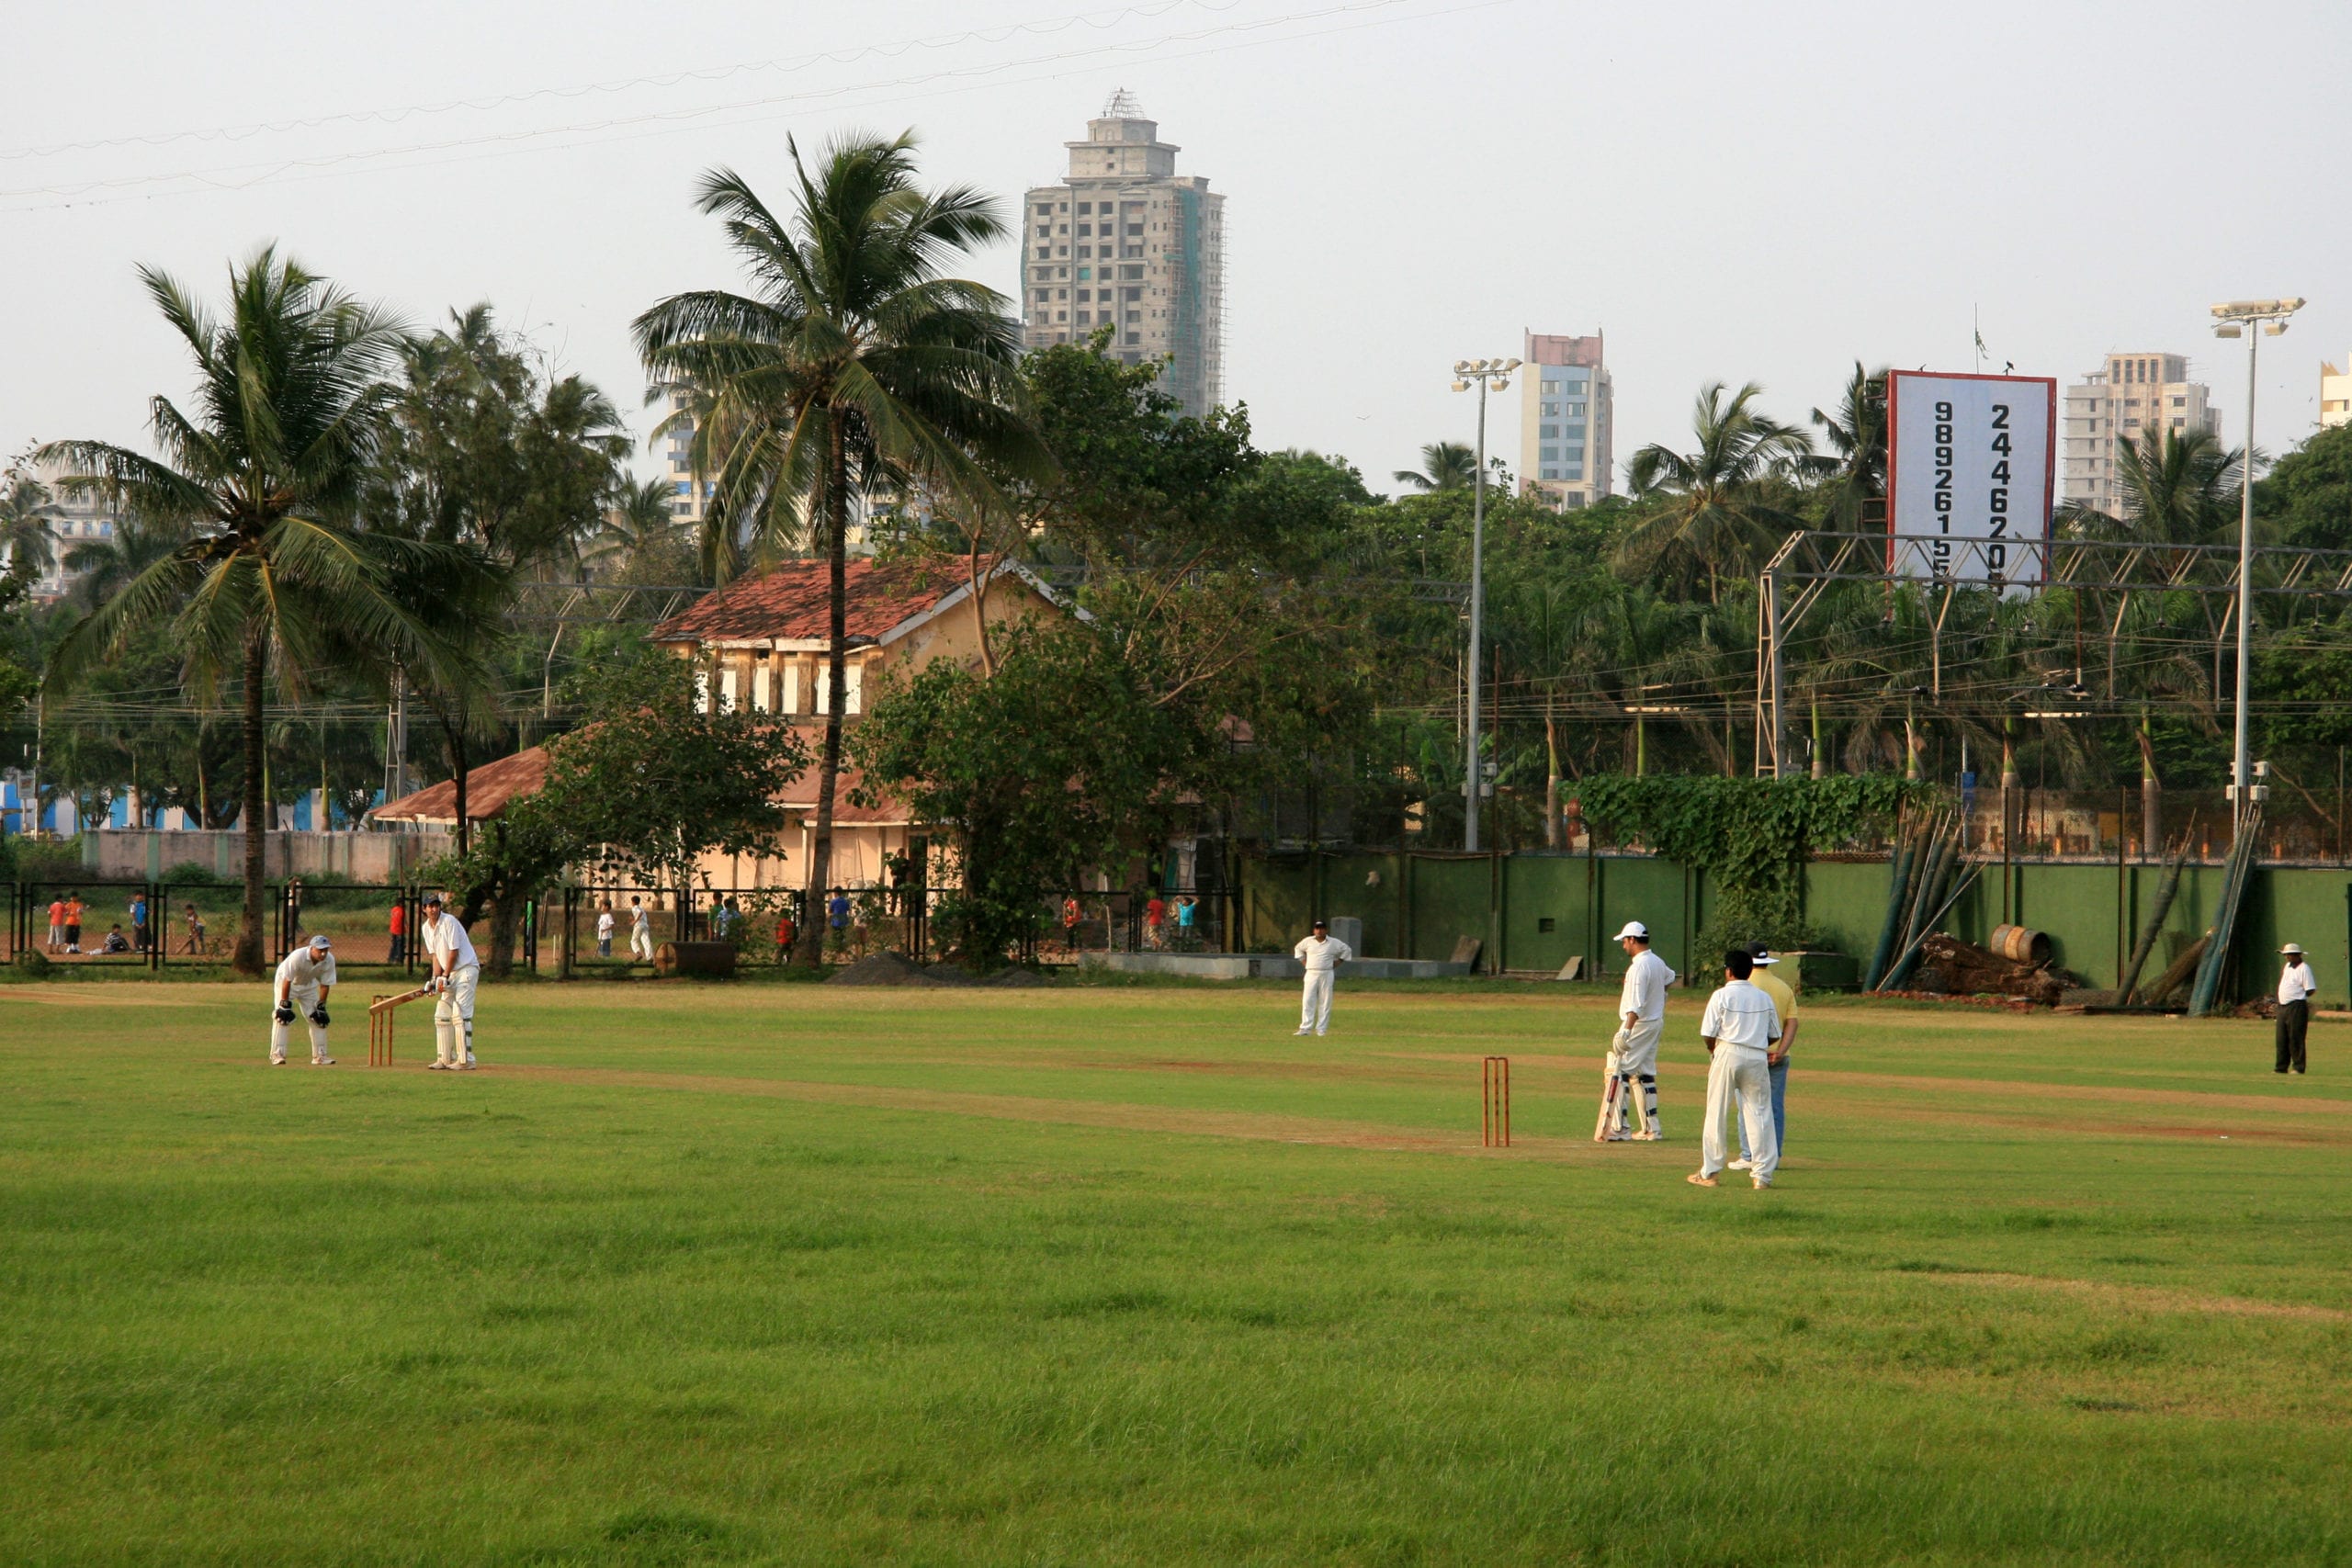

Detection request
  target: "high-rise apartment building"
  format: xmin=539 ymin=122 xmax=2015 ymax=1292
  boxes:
xmin=1517 ymin=332 xmax=1613 ymax=509
xmin=1019 ymin=91 xmax=1225 ymax=416
xmin=655 ymin=383 xmax=711 ymax=525
xmin=2060 ymin=352 xmax=2220 ymax=513
xmin=2322 ymin=353 xmax=2352 ymax=430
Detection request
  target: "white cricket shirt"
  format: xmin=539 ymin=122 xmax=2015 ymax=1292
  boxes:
xmin=2278 ymin=964 xmax=2318 ymax=1006
xmin=597 ymin=911 xmax=615 ymax=938
xmin=1618 ymin=948 xmax=1676 ymax=1022
xmin=275 ymin=948 xmax=337 ymax=992
xmin=1700 ymin=979 xmax=1781 ymax=1053
xmin=1294 ymin=936 xmax=1354 ymax=973
xmin=424 ymin=911 xmax=481 ymax=972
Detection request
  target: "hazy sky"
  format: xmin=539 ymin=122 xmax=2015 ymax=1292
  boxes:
xmin=7 ymin=0 xmax=2347 ymax=496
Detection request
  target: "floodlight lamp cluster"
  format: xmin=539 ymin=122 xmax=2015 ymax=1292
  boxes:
xmin=1451 ymin=356 xmax=1521 ymax=392
xmin=2211 ymin=297 xmax=2306 ymax=338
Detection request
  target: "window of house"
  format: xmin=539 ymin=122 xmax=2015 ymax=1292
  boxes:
xmin=1078 ymin=202 xmax=1091 ymax=214
xmin=1075 ymin=310 xmax=1091 ymax=325
xmin=1541 ymin=467 xmax=1560 ymax=480
xmin=1540 ymin=423 xmax=1559 ymax=438
xmin=718 ymin=666 xmax=739 ymax=713
xmin=1541 ymin=446 xmax=1559 ymax=461
xmin=2172 ymin=396 xmax=2186 ymax=406
xmin=694 ymin=669 xmax=710 ymax=714
xmin=1125 ymin=333 xmax=1141 ymax=345
xmin=1077 ymin=224 xmax=1091 ymax=237
xmin=1542 ymin=401 xmax=1559 ymax=416
xmin=752 ymin=663 xmax=771 ymax=713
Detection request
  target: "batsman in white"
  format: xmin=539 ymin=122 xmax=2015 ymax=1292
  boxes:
xmin=269 ymin=934 xmax=337 ymax=1066
xmin=419 ymin=894 xmax=481 ymax=1071
xmin=1596 ymin=920 xmax=1675 ymax=1141
xmin=1292 ymin=918 xmax=1353 ymax=1036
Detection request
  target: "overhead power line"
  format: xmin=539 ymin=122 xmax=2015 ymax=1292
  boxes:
xmin=0 ymin=0 xmax=1246 ymax=163
xmin=1 ymin=0 xmax=1487 ymax=209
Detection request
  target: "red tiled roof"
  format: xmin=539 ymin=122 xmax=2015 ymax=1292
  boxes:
xmin=650 ymin=556 xmax=991 ymax=646
xmin=372 ymin=747 xmax=552 ymax=824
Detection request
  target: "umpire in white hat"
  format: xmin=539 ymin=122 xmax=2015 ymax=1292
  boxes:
xmin=2277 ymin=942 xmax=2316 ymax=1075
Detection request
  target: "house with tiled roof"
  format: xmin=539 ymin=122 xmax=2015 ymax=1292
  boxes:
xmin=649 ymin=555 xmax=1072 ymax=888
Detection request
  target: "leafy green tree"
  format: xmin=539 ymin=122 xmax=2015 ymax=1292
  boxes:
xmin=2256 ymin=423 xmax=2352 ymax=550
xmin=38 ymin=248 xmax=473 ymax=974
xmin=371 ymin=303 xmax=628 ymax=851
xmin=635 ymin=133 xmax=1050 ymax=965
xmin=1623 ymin=382 xmax=1813 ymax=600
xmin=853 ymin=620 xmax=1185 ymax=966
xmin=429 ymin=652 xmax=807 ymax=972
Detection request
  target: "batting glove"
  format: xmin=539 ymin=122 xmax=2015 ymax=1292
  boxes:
xmin=273 ymin=1004 xmax=297 ymax=1025
xmin=310 ymin=1007 xmax=331 ymax=1029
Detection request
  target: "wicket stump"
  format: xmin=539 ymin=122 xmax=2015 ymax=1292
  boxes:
xmin=369 ymin=995 xmax=397 ymax=1067
xmin=1482 ymin=1055 xmax=1511 ymax=1147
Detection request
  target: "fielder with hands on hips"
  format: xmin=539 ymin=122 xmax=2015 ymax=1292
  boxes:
xmin=270 ymin=934 xmax=338 ymax=1066
xmin=1689 ymin=948 xmax=1781 ymax=1190
xmin=420 ymin=894 xmax=481 ymax=1071
xmin=1293 ymin=918 xmax=1353 ymax=1036
xmin=1598 ymin=920 xmax=1676 ymax=1142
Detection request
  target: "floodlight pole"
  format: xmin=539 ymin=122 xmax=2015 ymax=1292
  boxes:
xmin=2232 ymin=325 xmax=2256 ymax=833
xmin=2211 ymin=296 xmax=2305 ymax=835
xmin=1453 ymin=356 xmax=1519 ymax=851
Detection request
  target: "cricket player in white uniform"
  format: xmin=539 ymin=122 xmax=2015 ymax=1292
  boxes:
xmin=628 ymin=897 xmax=654 ymax=963
xmin=1689 ymin=948 xmax=1781 ymax=1190
xmin=269 ymin=935 xmax=338 ymax=1066
xmin=420 ymin=895 xmax=481 ymax=1071
xmin=1293 ymin=919 xmax=1354 ymax=1036
xmin=1598 ymin=920 xmax=1676 ymax=1141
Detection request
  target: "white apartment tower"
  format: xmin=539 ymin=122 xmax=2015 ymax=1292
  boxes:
xmin=2061 ymin=352 xmax=2221 ymax=513
xmin=1518 ymin=332 xmax=1613 ymax=509
xmin=2322 ymin=353 xmax=2352 ymax=430
xmin=1020 ymin=91 xmax=1226 ymax=416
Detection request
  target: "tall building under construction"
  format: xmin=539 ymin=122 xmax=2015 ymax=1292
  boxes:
xmin=1020 ymin=91 xmax=1226 ymax=416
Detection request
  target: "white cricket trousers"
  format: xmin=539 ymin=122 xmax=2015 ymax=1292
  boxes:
xmin=1299 ymin=970 xmax=1335 ymax=1034
xmin=629 ymin=925 xmax=654 ymax=961
xmin=1701 ymin=1045 xmax=1777 ymax=1181
xmin=435 ymin=964 xmax=481 ymax=1065
xmin=269 ymin=981 xmax=331 ymax=1064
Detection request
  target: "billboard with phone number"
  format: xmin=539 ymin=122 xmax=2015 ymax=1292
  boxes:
xmin=1885 ymin=370 xmax=2056 ymax=587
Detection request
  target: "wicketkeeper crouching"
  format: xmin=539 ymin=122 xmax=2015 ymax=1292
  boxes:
xmin=270 ymin=934 xmax=338 ymax=1066
xmin=420 ymin=894 xmax=481 ymax=1071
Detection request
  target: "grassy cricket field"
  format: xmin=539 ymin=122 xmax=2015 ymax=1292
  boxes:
xmin=3 ymin=974 xmax=2349 ymax=1566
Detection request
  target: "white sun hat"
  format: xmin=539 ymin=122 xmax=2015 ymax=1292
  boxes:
xmin=1614 ymin=921 xmax=1648 ymax=941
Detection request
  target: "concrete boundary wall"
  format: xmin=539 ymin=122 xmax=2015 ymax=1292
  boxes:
xmin=84 ymin=829 xmax=453 ymax=884
xmin=1232 ymin=850 xmax=2350 ymax=1004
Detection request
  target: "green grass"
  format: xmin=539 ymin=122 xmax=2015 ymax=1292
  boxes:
xmin=4 ymin=979 xmax=2350 ymax=1566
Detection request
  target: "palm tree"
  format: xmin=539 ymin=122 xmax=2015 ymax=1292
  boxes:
xmin=2108 ymin=427 xmax=2245 ymax=547
xmin=39 ymin=248 xmax=462 ymax=975
xmin=1394 ymin=441 xmax=1478 ymax=492
xmin=0 ymin=470 xmax=62 ymax=578
xmin=582 ymin=476 xmax=690 ymax=578
xmin=633 ymin=133 xmax=1050 ymax=964
xmin=1805 ymin=363 xmax=1888 ymax=529
xmin=1623 ymin=382 xmax=1814 ymax=600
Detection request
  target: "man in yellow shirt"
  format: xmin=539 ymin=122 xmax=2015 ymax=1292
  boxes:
xmin=1732 ymin=942 xmax=1797 ymax=1171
